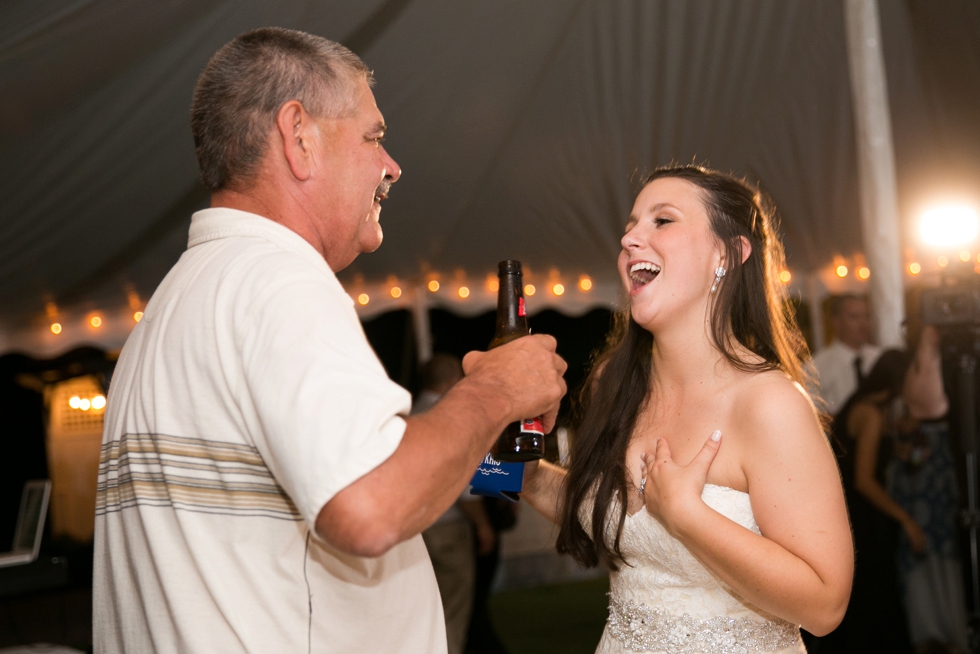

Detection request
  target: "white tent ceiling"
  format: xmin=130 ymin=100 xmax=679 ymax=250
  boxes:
xmin=1 ymin=0 xmax=978 ymax=355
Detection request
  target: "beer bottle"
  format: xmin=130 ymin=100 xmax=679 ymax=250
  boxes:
xmin=489 ymin=260 xmax=545 ymax=462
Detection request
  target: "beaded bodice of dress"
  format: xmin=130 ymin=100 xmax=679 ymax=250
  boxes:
xmin=587 ymin=484 xmax=804 ymax=653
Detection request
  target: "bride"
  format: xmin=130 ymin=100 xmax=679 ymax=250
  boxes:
xmin=519 ymin=165 xmax=853 ymax=652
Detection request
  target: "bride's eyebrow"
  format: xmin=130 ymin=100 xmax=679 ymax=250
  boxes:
xmin=647 ymin=202 xmax=681 ymax=214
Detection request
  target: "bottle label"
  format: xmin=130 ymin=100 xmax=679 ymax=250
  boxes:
xmin=519 ymin=297 xmax=526 ymax=317
xmin=520 ymin=416 xmax=544 ymax=436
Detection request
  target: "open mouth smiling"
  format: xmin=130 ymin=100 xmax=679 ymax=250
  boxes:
xmin=629 ymin=261 xmax=661 ymax=289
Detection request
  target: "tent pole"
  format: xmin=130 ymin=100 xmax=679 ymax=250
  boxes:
xmin=411 ymin=284 xmax=433 ymax=365
xmin=804 ymin=272 xmax=827 ymax=354
xmin=844 ymin=0 xmax=905 ymax=348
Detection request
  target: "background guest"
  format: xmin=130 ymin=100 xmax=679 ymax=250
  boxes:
xmin=889 ymin=326 xmax=969 ymax=652
xmin=811 ymin=294 xmax=882 ymax=415
xmin=416 ymin=354 xmax=497 ymax=654
xmin=821 ymin=349 xmax=918 ymax=653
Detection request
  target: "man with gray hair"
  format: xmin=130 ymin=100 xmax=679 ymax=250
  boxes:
xmin=94 ymin=28 xmax=566 ymax=653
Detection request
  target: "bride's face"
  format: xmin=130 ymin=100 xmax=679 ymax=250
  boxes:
xmin=618 ymin=177 xmax=724 ymax=333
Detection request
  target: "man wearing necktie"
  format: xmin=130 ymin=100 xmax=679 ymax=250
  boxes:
xmin=811 ymin=294 xmax=882 ymax=415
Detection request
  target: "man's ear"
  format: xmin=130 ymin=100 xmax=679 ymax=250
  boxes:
xmin=276 ymin=100 xmax=314 ymax=182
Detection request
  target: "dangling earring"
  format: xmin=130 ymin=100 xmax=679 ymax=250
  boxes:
xmin=710 ymin=266 xmax=726 ymax=293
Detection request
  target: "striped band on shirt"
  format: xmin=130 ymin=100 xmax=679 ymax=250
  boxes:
xmin=97 ymin=432 xmax=302 ymax=521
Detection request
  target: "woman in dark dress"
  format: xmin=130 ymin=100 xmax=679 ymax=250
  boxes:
xmin=821 ymin=349 xmax=920 ymax=652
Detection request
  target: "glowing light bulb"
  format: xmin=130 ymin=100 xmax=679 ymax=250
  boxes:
xmin=457 ymin=286 xmax=470 ymax=299
xmin=487 ymin=278 xmax=499 ymax=293
xmin=836 ymin=265 xmax=848 ymax=278
xmin=938 ymin=256 xmax=949 ymax=268
xmin=919 ymin=205 xmax=979 ymax=248
xmin=778 ymin=270 xmax=792 ymax=284
xmin=68 ymin=396 xmax=81 ymax=409
xmin=960 ymin=251 xmax=971 ymax=262
xmin=390 ymin=287 xmax=402 ymax=299
xmin=579 ymin=276 xmax=592 ymax=291
xmin=909 ymin=262 xmax=921 ymax=275
xmin=90 ymin=316 xmax=102 ymax=328
xmin=357 ymin=293 xmax=370 ymax=305
xmin=133 ymin=311 xmax=143 ymax=323
xmin=552 ymin=283 xmax=565 ymax=296
xmin=858 ymin=267 xmax=871 ymax=280
xmin=79 ymin=398 xmax=91 ymax=411
xmin=50 ymin=323 xmax=62 ymax=334
xmin=427 ymin=280 xmax=440 ymax=292
xmin=92 ymin=395 xmax=106 ymax=410
xmin=524 ymin=284 xmax=536 ymax=296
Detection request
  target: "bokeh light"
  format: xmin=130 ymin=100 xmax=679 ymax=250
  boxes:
xmin=525 ymin=284 xmax=536 ymax=296
xmin=857 ymin=267 xmax=871 ymax=280
xmin=427 ymin=280 xmax=440 ymax=292
xmin=357 ymin=293 xmax=370 ymax=305
xmin=552 ymin=283 xmax=565 ymax=296
xmin=50 ymin=323 xmax=62 ymax=334
xmin=919 ymin=205 xmax=979 ymax=248
xmin=579 ymin=276 xmax=592 ymax=291
xmin=836 ymin=265 xmax=848 ymax=278
xmin=908 ymin=262 xmax=921 ymax=275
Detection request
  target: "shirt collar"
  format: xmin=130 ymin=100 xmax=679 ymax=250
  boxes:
xmin=187 ymin=207 xmax=330 ymax=272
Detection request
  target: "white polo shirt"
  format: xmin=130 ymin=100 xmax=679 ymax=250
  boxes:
xmin=94 ymin=208 xmax=445 ymax=653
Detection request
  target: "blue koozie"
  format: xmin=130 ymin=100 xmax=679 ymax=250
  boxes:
xmin=469 ymin=453 xmax=524 ymax=502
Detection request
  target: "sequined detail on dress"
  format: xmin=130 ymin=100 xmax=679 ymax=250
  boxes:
xmin=607 ymin=596 xmax=800 ymax=653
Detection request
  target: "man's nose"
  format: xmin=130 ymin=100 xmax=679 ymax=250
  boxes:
xmin=383 ymin=148 xmax=401 ymax=183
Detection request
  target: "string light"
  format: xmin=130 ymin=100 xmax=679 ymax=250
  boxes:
xmin=50 ymin=323 xmax=62 ymax=334
xmin=836 ymin=265 xmax=848 ymax=278
xmin=487 ymin=276 xmax=499 ymax=293
xmin=357 ymin=293 xmax=370 ymax=305
xmin=524 ymin=284 xmax=536 ymax=296
xmin=458 ymin=286 xmax=470 ymax=299
xmin=133 ymin=311 xmax=143 ymax=323
xmin=778 ymin=270 xmax=792 ymax=283
xmin=90 ymin=315 xmax=102 ymax=328
xmin=938 ymin=256 xmax=949 ymax=268
xmin=390 ymin=287 xmax=402 ymax=299
xmin=427 ymin=280 xmax=440 ymax=292
xmin=909 ymin=262 xmax=921 ymax=275
xmin=579 ymin=276 xmax=592 ymax=291
xmin=68 ymin=394 xmax=106 ymax=411
xmin=552 ymin=283 xmax=565 ymax=296
xmin=960 ymin=251 xmax=972 ymax=262
xmin=857 ymin=267 xmax=871 ymax=280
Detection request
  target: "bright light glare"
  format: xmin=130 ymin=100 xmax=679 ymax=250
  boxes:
xmin=50 ymin=323 xmax=62 ymax=334
xmin=487 ymin=278 xmax=499 ymax=293
xmin=938 ymin=256 xmax=949 ymax=268
xmin=357 ymin=293 xmax=370 ymax=305
xmin=427 ymin=280 xmax=440 ymax=292
xmin=68 ymin=396 xmax=81 ymax=409
xmin=919 ymin=205 xmax=979 ymax=248
xmin=552 ymin=283 xmax=565 ymax=296
xmin=90 ymin=316 xmax=102 ymax=328
xmin=79 ymin=398 xmax=91 ymax=411
xmin=133 ymin=311 xmax=143 ymax=323
xmin=960 ymin=251 xmax=972 ymax=262
xmin=92 ymin=395 xmax=106 ymax=410
xmin=458 ymin=286 xmax=470 ymax=299
xmin=909 ymin=262 xmax=921 ymax=275
xmin=524 ymin=284 xmax=536 ymax=296
xmin=390 ymin=286 xmax=402 ymax=299
xmin=858 ymin=267 xmax=871 ymax=280
xmin=579 ymin=276 xmax=592 ymax=291
xmin=778 ymin=270 xmax=792 ymax=284
xmin=836 ymin=265 xmax=848 ymax=278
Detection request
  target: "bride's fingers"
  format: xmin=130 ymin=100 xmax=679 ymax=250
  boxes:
xmin=655 ymin=436 xmax=672 ymax=464
xmin=690 ymin=430 xmax=722 ymax=474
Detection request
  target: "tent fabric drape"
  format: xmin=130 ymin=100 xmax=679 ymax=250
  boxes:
xmin=1 ymin=1 xmax=978 ymax=356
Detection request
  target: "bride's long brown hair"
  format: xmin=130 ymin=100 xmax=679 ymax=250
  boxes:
xmin=555 ymin=165 xmax=811 ymax=570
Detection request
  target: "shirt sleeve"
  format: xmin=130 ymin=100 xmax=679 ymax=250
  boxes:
xmin=237 ymin=263 xmax=411 ymax=529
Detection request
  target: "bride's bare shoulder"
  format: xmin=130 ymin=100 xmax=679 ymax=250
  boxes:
xmin=732 ymin=369 xmax=824 ymax=447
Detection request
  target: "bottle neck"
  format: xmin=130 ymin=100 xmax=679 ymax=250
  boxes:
xmin=491 ymin=273 xmax=528 ymax=348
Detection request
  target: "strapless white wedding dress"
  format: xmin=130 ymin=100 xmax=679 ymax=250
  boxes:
xmin=588 ymin=484 xmax=806 ymax=654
